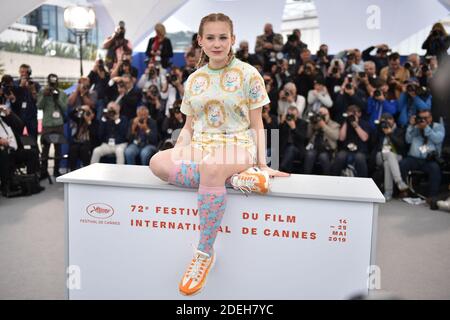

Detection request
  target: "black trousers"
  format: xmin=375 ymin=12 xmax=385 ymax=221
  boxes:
xmin=69 ymin=142 xmax=92 ymax=171
xmin=40 ymin=125 xmax=64 ymax=173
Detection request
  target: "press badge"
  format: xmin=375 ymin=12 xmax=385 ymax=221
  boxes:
xmin=52 ymin=111 xmax=61 ymax=119
xmin=21 ymin=102 xmax=27 ymax=109
xmin=108 ymin=138 xmax=116 ymax=146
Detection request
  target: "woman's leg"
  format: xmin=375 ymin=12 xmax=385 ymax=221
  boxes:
xmin=196 ymin=145 xmax=254 ymax=254
xmin=149 ymin=144 xmax=204 ymax=187
xmin=179 ymin=145 xmax=254 ymax=295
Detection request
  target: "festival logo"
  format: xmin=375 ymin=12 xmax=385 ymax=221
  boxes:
xmin=86 ymin=203 xmax=115 ymax=219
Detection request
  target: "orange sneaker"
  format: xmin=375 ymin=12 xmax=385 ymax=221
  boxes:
xmin=230 ymin=167 xmax=270 ymax=196
xmin=179 ymin=250 xmax=215 ymax=296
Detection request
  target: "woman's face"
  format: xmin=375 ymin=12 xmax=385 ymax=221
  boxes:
xmin=198 ymin=21 xmax=235 ymax=65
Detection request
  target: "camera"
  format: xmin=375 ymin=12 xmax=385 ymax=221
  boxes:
xmin=378 ymin=120 xmax=391 ymax=130
xmin=345 ymin=83 xmax=353 ymax=90
xmin=404 ymin=62 xmax=412 ymax=70
xmin=168 ymin=74 xmax=178 ymax=83
xmin=75 ymin=108 xmax=92 ymax=119
xmin=284 ymin=90 xmax=290 ymax=98
xmin=138 ymin=118 xmax=145 ymax=125
xmin=98 ymin=59 xmax=106 ymax=72
xmin=148 ymin=85 xmax=159 ymax=97
xmin=308 ymin=112 xmax=325 ymax=125
xmin=421 ymin=64 xmax=430 ymax=73
xmin=1 ymin=83 xmax=12 ymax=96
xmin=374 ymin=89 xmax=382 ymax=98
xmin=102 ymin=108 xmax=117 ymax=120
xmin=427 ymin=150 xmax=445 ymax=166
xmin=415 ymin=115 xmax=427 ymax=124
xmin=358 ymin=72 xmax=366 ymax=78
xmin=286 ymin=114 xmax=295 ymax=122
xmin=343 ymin=113 xmax=356 ymax=124
xmin=406 ymin=84 xmax=417 ymax=93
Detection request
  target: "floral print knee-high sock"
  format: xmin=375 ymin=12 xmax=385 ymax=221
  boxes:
xmin=168 ymin=160 xmax=200 ymax=188
xmin=197 ymin=185 xmax=227 ymax=256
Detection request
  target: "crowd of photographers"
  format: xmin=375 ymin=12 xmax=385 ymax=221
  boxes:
xmin=1 ymin=20 xmax=449 ymax=208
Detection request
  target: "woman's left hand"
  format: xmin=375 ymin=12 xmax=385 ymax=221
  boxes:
xmin=259 ymin=165 xmax=291 ymax=178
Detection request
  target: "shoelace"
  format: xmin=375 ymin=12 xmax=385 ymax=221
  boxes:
xmin=187 ymin=254 xmax=207 ymax=280
xmin=231 ymin=175 xmax=256 ymax=196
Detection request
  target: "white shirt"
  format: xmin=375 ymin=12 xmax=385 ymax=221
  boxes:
xmin=0 ymin=117 xmax=18 ymax=151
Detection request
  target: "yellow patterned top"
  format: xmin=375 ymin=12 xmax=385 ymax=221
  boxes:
xmin=180 ymin=57 xmax=270 ymax=135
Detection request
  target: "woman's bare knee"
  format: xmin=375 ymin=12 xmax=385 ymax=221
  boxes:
xmin=149 ymin=151 xmax=170 ymax=180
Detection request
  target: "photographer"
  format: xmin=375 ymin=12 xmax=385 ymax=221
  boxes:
xmin=68 ymin=105 xmax=99 ymax=171
xmin=0 ymin=107 xmax=43 ymax=196
xmin=315 ymin=44 xmax=331 ymax=75
xmin=145 ymin=23 xmax=173 ymax=69
xmin=303 ymin=107 xmax=340 ymax=175
xmin=68 ymin=77 xmax=96 ymax=110
xmin=334 ymin=49 xmax=364 ymax=74
xmin=362 ymin=44 xmax=390 ymax=75
xmin=262 ymin=103 xmax=278 ymax=161
xmin=417 ymin=55 xmax=437 ymax=88
xmin=88 ymin=59 xmax=110 ymax=120
xmin=13 ymin=64 xmax=39 ymax=139
xmin=331 ymin=105 xmax=371 ymax=177
xmin=181 ymin=51 xmax=198 ymax=84
xmin=263 ymin=74 xmax=279 ymax=116
xmin=294 ymin=60 xmax=320 ymax=99
xmin=1 ymin=74 xmax=18 ymax=104
xmin=404 ymin=54 xmax=421 ymax=78
xmin=325 ymin=58 xmax=345 ymax=102
xmin=277 ymin=82 xmax=305 ymax=123
xmin=380 ymin=52 xmax=410 ymax=99
xmin=282 ymin=34 xmax=301 ymax=73
xmin=112 ymin=74 xmax=141 ymax=121
xmin=137 ymin=61 xmax=168 ymax=94
xmin=143 ymin=84 xmax=164 ymax=130
xmin=255 ymin=23 xmax=284 ymax=72
xmin=103 ymin=21 xmax=133 ymax=70
xmin=125 ymin=106 xmax=159 ymax=165
xmin=399 ymin=110 xmax=445 ymax=209
xmin=373 ymin=113 xmax=408 ymax=201
xmin=160 ymin=101 xmax=186 ymax=148
xmin=37 ymin=73 xmax=68 ymax=178
xmin=366 ymin=81 xmax=398 ymax=130
xmin=397 ymin=81 xmax=432 ymax=128
xmin=357 ymin=62 xmax=378 ymax=98
xmin=164 ymin=67 xmax=185 ymax=118
xmin=110 ymin=50 xmax=138 ymax=84
xmin=90 ymin=102 xmax=129 ymax=164
xmin=333 ymin=74 xmax=367 ymax=123
xmin=279 ymin=106 xmax=308 ymax=173
xmin=306 ymin=77 xmax=333 ymax=116
xmin=422 ymin=23 xmax=450 ymax=63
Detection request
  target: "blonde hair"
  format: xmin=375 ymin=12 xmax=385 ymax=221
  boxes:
xmin=196 ymin=13 xmax=235 ymax=69
xmin=155 ymin=23 xmax=166 ymax=38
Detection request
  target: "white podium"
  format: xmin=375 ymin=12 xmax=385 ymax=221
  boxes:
xmin=57 ymin=163 xmax=384 ymax=300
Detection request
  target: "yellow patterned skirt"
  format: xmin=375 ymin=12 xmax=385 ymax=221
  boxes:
xmin=191 ymin=129 xmax=257 ymax=164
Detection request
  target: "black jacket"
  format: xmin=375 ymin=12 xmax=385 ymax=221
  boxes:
xmin=145 ymin=37 xmax=174 ymax=69
xmin=280 ymin=118 xmax=308 ymax=155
